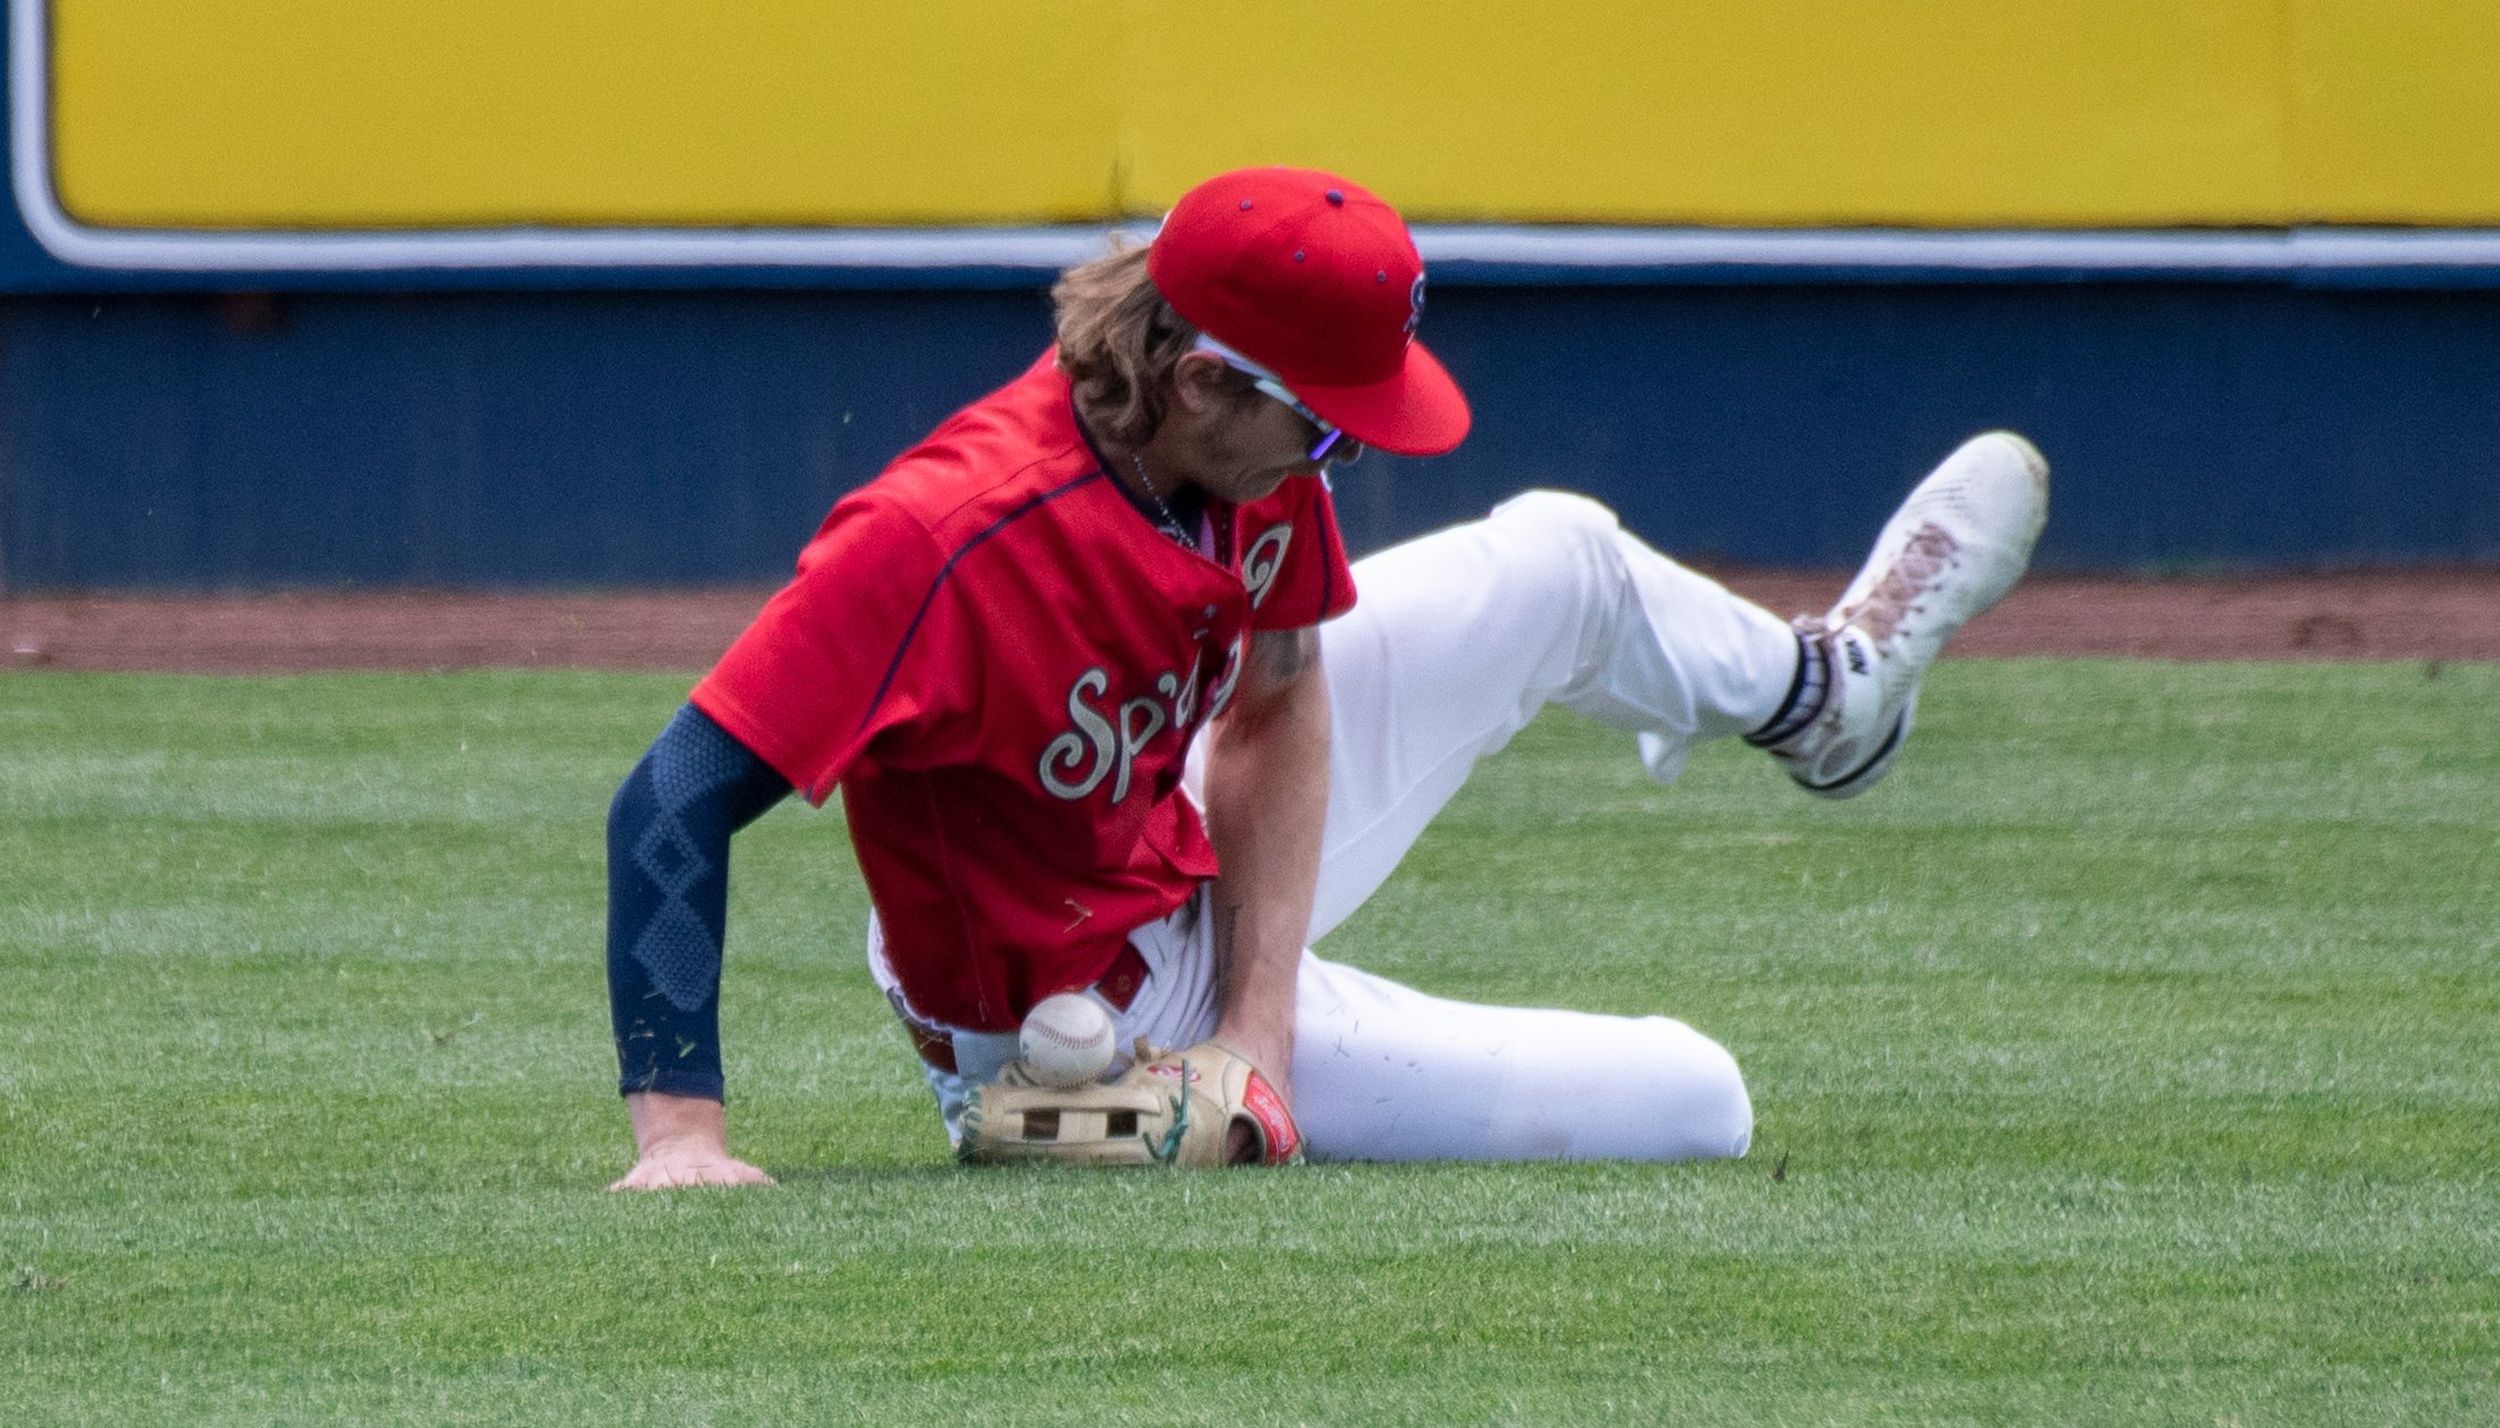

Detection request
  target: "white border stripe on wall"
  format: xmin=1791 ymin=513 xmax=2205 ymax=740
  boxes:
xmin=17 ymin=0 xmax=2500 ymax=279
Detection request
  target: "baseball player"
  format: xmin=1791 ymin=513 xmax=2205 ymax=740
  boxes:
xmin=605 ymin=166 xmax=2047 ymax=1186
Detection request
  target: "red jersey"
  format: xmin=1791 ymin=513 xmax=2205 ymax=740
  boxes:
xmin=692 ymin=353 xmax=1357 ymax=1031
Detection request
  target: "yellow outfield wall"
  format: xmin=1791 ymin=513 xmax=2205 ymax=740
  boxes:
xmin=40 ymin=0 xmax=2500 ymax=231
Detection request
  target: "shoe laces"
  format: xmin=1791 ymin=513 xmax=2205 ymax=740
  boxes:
xmin=1840 ymin=523 xmax=1958 ymax=642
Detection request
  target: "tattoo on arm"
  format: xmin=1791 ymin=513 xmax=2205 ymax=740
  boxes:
xmin=1252 ymin=628 xmax=1318 ymax=686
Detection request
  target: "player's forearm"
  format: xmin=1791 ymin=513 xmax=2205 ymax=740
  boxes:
xmin=1203 ymin=654 xmax=1331 ymax=1077
xmin=605 ymin=704 xmax=791 ymax=1101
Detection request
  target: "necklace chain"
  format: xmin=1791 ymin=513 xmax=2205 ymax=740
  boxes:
xmin=1127 ymin=451 xmax=1196 ymax=548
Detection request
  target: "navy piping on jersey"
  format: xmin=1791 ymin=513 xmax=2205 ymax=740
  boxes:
xmin=854 ymin=468 xmax=1107 ymax=737
xmin=1067 ymin=400 xmax=1214 ymax=554
xmin=1314 ymin=487 xmax=1340 ymax=617
xmin=1072 ymin=399 xmax=1314 ymax=567
xmin=1069 ymin=398 xmax=1122 ymax=481
xmin=1067 ymin=400 xmax=1183 ymax=538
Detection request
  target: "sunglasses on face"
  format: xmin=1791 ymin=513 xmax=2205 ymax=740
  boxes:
xmin=1191 ymin=335 xmax=1365 ymax=466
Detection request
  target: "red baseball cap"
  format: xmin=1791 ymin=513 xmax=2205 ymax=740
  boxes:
xmin=1147 ymin=167 xmax=1471 ymax=457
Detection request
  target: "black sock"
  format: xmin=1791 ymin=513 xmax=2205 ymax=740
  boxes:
xmin=1744 ymin=626 xmax=1830 ymax=748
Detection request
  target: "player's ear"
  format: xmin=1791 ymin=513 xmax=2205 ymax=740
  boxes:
xmin=1168 ymin=351 xmax=1232 ymax=415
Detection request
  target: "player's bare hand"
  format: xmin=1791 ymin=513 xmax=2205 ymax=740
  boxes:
xmin=608 ymin=1143 xmax=777 ymax=1192
xmin=611 ymin=1089 xmax=774 ymax=1191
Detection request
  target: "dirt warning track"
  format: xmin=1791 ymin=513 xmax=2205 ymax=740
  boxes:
xmin=5 ymin=572 xmax=2496 ymax=674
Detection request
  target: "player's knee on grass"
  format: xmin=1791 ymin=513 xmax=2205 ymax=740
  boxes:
xmin=1557 ymin=1015 xmax=1754 ymax=1162
xmin=1290 ymin=976 xmax=1755 ymax=1162
xmin=1643 ymin=1019 xmax=1754 ymax=1161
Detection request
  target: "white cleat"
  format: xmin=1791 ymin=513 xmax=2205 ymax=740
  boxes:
xmin=1748 ymin=431 xmax=2050 ymax=798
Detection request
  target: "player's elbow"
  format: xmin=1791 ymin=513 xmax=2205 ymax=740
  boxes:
xmin=607 ymin=752 xmax=652 ymax=851
xmin=606 ymin=766 xmax=634 ymax=834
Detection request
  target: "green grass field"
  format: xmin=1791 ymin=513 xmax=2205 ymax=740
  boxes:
xmin=4 ymin=661 xmax=2495 ymax=1425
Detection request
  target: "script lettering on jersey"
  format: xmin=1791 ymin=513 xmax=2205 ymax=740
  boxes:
xmin=1241 ymin=525 xmax=1291 ymax=610
xmin=1037 ymin=668 xmax=1118 ymax=799
xmin=1190 ymin=523 xmax=1290 ymax=723
xmin=1202 ymin=637 xmax=1244 ymax=725
xmin=1037 ymin=661 xmax=1206 ymax=805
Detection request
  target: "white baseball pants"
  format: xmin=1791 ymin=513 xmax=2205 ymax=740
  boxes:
xmin=881 ymin=490 xmax=1799 ymax=1161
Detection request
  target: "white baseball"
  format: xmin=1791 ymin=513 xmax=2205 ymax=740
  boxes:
xmin=1017 ymin=993 xmax=1116 ymax=1087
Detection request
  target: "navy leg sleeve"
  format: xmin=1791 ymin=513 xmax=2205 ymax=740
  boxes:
xmin=607 ymin=703 xmax=792 ymax=1100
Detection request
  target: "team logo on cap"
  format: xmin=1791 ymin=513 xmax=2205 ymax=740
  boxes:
xmin=1405 ymin=274 xmax=1428 ymax=336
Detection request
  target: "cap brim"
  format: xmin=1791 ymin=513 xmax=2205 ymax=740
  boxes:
xmin=1293 ymin=339 xmax=1471 ymax=458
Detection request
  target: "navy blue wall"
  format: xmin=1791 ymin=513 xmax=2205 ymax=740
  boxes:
xmin=4 ymin=282 xmax=2497 ymax=591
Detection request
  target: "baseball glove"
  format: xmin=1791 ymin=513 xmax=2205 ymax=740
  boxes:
xmin=957 ymin=1040 xmax=1303 ymax=1168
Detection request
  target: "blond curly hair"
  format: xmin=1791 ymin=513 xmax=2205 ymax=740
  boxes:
xmin=1051 ymin=245 xmax=1246 ymax=449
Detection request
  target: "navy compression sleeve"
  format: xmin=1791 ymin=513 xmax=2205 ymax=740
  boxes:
xmin=607 ymin=703 xmax=792 ymax=1100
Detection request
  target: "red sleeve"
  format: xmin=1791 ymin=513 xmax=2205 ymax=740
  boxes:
xmin=1243 ymin=475 xmax=1358 ymax=631
xmin=690 ymin=493 xmax=964 ymax=804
